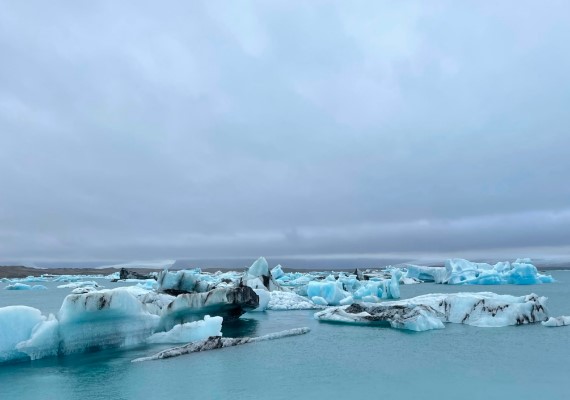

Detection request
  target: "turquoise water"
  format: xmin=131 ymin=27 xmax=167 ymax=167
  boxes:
xmin=1 ymin=272 xmax=569 ymax=400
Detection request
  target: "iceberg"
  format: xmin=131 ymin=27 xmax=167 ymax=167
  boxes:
xmin=542 ymin=316 xmax=570 ymax=327
xmin=405 ymin=265 xmax=448 ymax=283
xmin=0 ymin=306 xmax=45 ymax=362
xmin=0 ymin=286 xmax=247 ymax=363
xmin=404 ymin=259 xmax=554 ymax=285
xmin=132 ymin=327 xmax=311 ymax=362
xmin=4 ymin=283 xmax=47 ymax=290
xmin=315 ymin=292 xmax=549 ymax=331
xmin=156 ymin=269 xmax=219 ymax=295
xmin=159 ymin=286 xmax=259 ymax=330
xmin=57 ymin=281 xmax=101 ymax=290
xmin=306 ymin=278 xmax=350 ymax=306
xmin=245 ymin=257 xmax=286 ymax=292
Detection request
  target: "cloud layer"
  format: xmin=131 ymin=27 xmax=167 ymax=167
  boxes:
xmin=1 ymin=1 xmax=569 ymax=264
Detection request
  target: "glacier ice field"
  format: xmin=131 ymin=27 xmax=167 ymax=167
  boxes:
xmin=0 ymin=257 xmax=569 ymax=400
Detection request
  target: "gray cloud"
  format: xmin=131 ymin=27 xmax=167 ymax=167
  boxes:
xmin=1 ymin=1 xmax=569 ymax=265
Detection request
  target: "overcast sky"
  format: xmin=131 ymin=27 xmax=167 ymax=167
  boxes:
xmin=1 ymin=1 xmax=569 ymax=266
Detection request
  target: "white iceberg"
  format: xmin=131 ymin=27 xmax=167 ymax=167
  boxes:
xmin=315 ymin=292 xmax=549 ymax=331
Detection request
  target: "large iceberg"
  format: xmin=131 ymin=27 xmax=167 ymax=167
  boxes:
xmin=404 ymin=258 xmax=554 ymax=285
xmin=159 ymin=286 xmax=259 ymax=329
xmin=315 ymin=292 xmax=549 ymax=331
xmin=0 ymin=285 xmax=258 ymax=363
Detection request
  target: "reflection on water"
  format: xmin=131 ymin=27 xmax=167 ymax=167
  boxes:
xmin=221 ymin=317 xmax=260 ymax=338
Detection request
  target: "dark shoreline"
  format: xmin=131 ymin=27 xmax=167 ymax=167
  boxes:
xmin=1 ymin=264 xmax=569 ymax=279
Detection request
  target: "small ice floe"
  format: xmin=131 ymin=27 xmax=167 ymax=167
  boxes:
xmin=541 ymin=316 xmax=570 ymax=327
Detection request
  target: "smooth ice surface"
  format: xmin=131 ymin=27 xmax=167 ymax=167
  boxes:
xmin=146 ymin=315 xmax=223 ymax=343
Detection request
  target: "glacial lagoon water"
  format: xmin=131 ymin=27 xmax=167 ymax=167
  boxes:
xmin=1 ymin=272 xmax=569 ymax=400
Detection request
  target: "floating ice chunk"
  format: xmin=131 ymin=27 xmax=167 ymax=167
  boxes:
xmin=132 ymin=327 xmax=311 ymax=362
xmin=267 ymin=291 xmax=322 ymax=310
xmin=5 ymin=283 xmax=47 ymax=290
xmin=8 ymin=276 xmax=50 ymax=283
xmin=542 ymin=316 xmax=570 ymax=327
xmin=315 ymin=292 xmax=548 ymax=331
xmin=146 ymin=316 xmax=223 ymax=344
xmin=0 ymin=306 xmax=45 ymax=362
xmin=105 ymin=272 xmax=121 ymax=280
xmin=52 ymin=275 xmax=105 ymax=282
xmin=306 ymin=280 xmax=349 ymax=306
xmin=5 ymin=283 xmax=33 ymax=290
xmin=405 ymin=265 xmax=448 ymax=283
xmin=405 ymin=259 xmax=554 ymax=285
xmin=57 ymin=281 xmax=101 ymax=289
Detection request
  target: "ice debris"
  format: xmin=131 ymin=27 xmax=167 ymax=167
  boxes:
xmin=132 ymin=327 xmax=311 ymax=362
xmin=541 ymin=316 xmax=570 ymax=327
